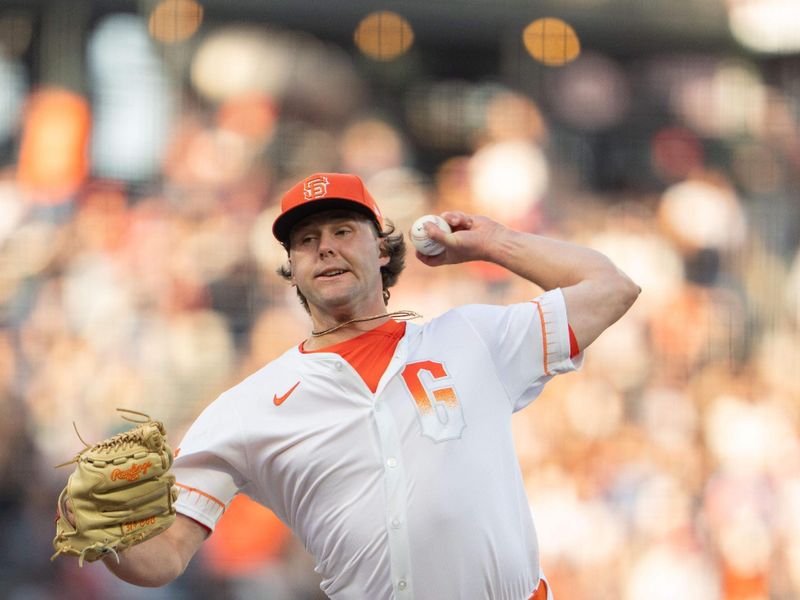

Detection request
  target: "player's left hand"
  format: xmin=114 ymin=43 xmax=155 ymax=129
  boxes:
xmin=51 ymin=410 xmax=178 ymax=567
xmin=414 ymin=211 xmax=504 ymax=267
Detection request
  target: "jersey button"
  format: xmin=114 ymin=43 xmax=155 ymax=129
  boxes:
xmin=391 ymin=518 xmax=401 ymax=529
xmin=397 ymin=580 xmax=407 ymax=591
xmin=386 ymin=457 xmax=398 ymax=468
xmin=334 ymin=361 xmax=343 ymax=370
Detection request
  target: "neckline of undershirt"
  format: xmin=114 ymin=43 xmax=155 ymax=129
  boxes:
xmin=298 ymin=319 xmax=406 ymax=354
xmin=299 ymin=319 xmax=407 ymax=393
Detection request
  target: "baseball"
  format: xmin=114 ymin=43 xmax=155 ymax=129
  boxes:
xmin=410 ymin=215 xmax=451 ymax=256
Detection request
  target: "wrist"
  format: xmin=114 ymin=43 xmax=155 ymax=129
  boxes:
xmin=482 ymin=226 xmax=520 ymax=266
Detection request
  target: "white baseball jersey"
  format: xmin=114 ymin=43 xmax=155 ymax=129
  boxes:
xmin=173 ymin=288 xmax=580 ymax=599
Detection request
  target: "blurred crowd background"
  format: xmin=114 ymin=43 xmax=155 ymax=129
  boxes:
xmin=0 ymin=0 xmax=799 ymax=599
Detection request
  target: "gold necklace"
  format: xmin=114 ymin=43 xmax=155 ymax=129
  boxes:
xmin=310 ymin=310 xmax=422 ymax=337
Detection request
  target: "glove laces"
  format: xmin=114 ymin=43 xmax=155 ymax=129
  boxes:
xmin=54 ymin=409 xmax=158 ymax=468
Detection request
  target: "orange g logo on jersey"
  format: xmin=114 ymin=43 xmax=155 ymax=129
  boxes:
xmin=401 ymin=360 xmax=465 ymax=442
xmin=304 ymin=175 xmax=329 ymax=200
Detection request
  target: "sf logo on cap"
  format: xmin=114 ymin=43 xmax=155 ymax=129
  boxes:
xmin=304 ymin=176 xmax=330 ymax=200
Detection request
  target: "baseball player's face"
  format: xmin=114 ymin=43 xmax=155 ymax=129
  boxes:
xmin=288 ymin=210 xmax=389 ymax=318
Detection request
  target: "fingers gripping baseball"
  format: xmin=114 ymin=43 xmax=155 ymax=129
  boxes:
xmin=412 ymin=212 xmax=498 ymax=266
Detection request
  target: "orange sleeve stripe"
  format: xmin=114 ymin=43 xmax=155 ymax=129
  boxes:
xmin=528 ymin=576 xmax=550 ymax=600
xmin=568 ymin=324 xmax=580 ymax=358
xmin=530 ymin=300 xmax=552 ymax=376
xmin=175 ymin=482 xmax=226 ymax=511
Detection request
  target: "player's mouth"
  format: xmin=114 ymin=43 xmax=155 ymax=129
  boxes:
xmin=316 ymin=268 xmax=350 ymax=279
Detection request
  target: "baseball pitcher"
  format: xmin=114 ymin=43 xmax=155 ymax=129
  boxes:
xmin=53 ymin=173 xmax=639 ymax=599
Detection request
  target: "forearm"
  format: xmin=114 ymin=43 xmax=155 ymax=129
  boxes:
xmin=102 ymin=515 xmax=205 ymax=587
xmin=103 ymin=536 xmax=184 ymax=587
xmin=483 ymin=227 xmax=624 ymax=292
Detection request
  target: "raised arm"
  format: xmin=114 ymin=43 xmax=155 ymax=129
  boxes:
xmin=102 ymin=514 xmax=208 ymax=587
xmin=417 ymin=212 xmax=640 ymax=351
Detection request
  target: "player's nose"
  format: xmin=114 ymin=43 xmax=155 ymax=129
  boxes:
xmin=317 ymin=230 xmax=338 ymax=257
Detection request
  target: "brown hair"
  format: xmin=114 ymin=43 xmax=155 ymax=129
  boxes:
xmin=276 ymin=217 xmax=406 ymax=313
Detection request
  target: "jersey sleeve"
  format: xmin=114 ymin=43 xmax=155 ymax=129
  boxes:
xmin=172 ymin=394 xmax=249 ymax=532
xmin=454 ymin=288 xmax=583 ymax=412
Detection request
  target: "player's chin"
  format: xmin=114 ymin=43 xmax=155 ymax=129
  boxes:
xmin=311 ymin=284 xmax=358 ymax=308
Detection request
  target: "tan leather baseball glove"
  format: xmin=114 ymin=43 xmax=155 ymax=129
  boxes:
xmin=51 ymin=409 xmax=178 ymax=566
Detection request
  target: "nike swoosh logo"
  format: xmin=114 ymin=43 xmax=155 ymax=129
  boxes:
xmin=273 ymin=381 xmax=300 ymax=406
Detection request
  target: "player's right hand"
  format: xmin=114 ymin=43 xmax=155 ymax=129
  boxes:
xmin=414 ymin=211 xmax=505 ymax=267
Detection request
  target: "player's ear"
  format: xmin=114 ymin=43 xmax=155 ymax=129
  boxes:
xmin=281 ymin=258 xmax=294 ymax=283
xmin=377 ymin=238 xmax=390 ymax=267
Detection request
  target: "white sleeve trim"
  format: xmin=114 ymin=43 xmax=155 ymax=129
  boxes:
xmin=531 ymin=288 xmax=583 ymax=377
xmin=174 ymin=483 xmax=227 ymax=532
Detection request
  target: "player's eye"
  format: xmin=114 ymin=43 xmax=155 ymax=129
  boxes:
xmin=335 ymin=228 xmax=350 ymax=236
xmin=301 ymin=235 xmax=317 ymax=245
